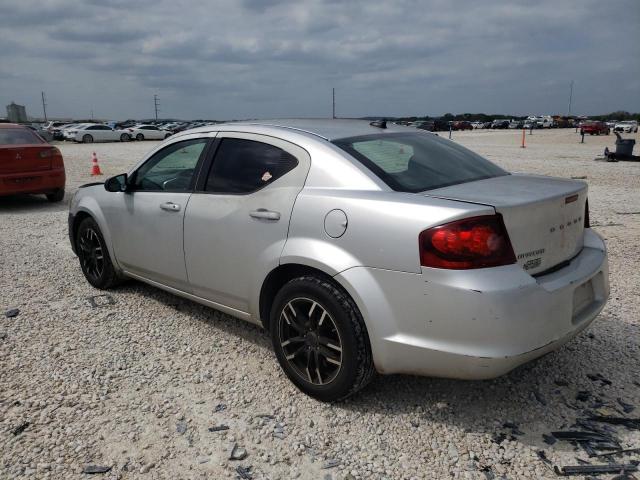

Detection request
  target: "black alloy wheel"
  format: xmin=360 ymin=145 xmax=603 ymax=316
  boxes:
xmin=278 ymin=297 xmax=343 ymax=386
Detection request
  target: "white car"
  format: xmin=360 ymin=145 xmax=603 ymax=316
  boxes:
xmin=127 ymin=125 xmax=172 ymax=141
xmin=67 ymin=124 xmax=131 ymax=143
xmin=614 ymin=121 xmax=638 ymax=133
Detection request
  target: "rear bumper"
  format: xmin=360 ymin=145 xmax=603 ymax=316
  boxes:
xmin=335 ymin=228 xmax=609 ymax=379
xmin=0 ymin=168 xmax=65 ymax=196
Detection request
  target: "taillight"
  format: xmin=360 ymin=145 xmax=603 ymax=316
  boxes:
xmin=39 ymin=148 xmax=56 ymax=158
xmin=584 ymin=198 xmax=590 ymax=228
xmin=419 ymin=215 xmax=516 ymax=269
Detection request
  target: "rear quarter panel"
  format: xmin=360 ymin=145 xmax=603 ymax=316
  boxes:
xmin=282 ymin=189 xmax=495 ymax=274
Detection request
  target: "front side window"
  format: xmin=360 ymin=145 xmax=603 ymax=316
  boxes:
xmin=205 ymin=138 xmax=298 ymax=194
xmin=333 ymin=132 xmax=508 ymax=192
xmin=133 ymin=138 xmax=208 ymax=192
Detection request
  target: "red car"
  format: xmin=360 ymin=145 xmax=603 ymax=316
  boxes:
xmin=580 ymin=121 xmax=610 ymax=136
xmin=452 ymin=121 xmax=473 ymax=131
xmin=0 ymin=123 xmax=66 ymax=202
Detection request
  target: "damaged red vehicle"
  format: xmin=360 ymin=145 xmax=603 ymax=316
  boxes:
xmin=0 ymin=123 xmax=66 ymax=202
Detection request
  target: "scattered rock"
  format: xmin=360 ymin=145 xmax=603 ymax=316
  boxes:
xmin=139 ymin=463 xmax=154 ymax=474
xmin=228 ymin=443 xmax=248 ymax=461
xmin=236 ymin=465 xmax=252 ymax=479
xmin=4 ymin=308 xmax=19 ymax=318
xmin=176 ymin=421 xmax=188 ymax=434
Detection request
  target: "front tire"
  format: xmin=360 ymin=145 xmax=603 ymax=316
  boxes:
xmin=76 ymin=217 xmax=120 ymax=289
xmin=82 ymin=134 xmax=94 ymax=143
xmin=120 ymin=133 xmax=130 ymax=142
xmin=46 ymin=189 xmax=64 ymax=202
xmin=270 ymin=275 xmax=375 ymax=402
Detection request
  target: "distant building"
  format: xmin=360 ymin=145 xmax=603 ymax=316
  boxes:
xmin=6 ymin=102 xmax=27 ymax=123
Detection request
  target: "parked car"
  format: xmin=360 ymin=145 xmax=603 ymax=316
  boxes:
xmin=68 ymin=119 xmax=609 ymax=401
xmin=452 ymin=121 xmax=473 ymax=131
xmin=491 ymin=119 xmax=510 ymax=129
xmin=614 ymin=121 xmax=638 ymax=133
xmin=536 ymin=116 xmax=553 ymax=129
xmin=508 ymin=120 xmax=524 ymax=129
xmin=580 ymin=121 xmax=610 ymax=135
xmin=0 ymin=123 xmax=65 ymax=202
xmin=67 ymin=124 xmax=130 ymax=143
xmin=127 ymin=125 xmax=172 ymax=141
xmin=471 ymin=121 xmax=484 ymax=129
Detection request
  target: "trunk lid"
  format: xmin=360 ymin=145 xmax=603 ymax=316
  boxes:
xmin=0 ymin=145 xmax=53 ymax=174
xmin=424 ymin=174 xmax=587 ymax=275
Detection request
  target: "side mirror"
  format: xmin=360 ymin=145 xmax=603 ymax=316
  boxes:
xmin=104 ymin=173 xmax=128 ymax=192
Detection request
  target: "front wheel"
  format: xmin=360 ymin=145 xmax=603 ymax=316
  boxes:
xmin=270 ymin=276 xmax=375 ymax=402
xmin=76 ymin=217 xmax=120 ymax=289
xmin=82 ymin=134 xmax=94 ymax=143
xmin=120 ymin=133 xmax=130 ymax=142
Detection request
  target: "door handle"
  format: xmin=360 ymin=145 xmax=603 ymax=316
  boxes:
xmin=160 ymin=202 xmax=181 ymax=212
xmin=250 ymin=209 xmax=281 ymax=221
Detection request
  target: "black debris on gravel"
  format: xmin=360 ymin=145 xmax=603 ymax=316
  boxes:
xmin=587 ymin=373 xmax=613 ymax=386
xmin=576 ymin=391 xmax=591 ymax=402
xmin=208 ymin=425 xmax=229 ymax=432
xmin=555 ymin=379 xmax=570 ymax=387
xmin=87 ymin=294 xmax=116 ymax=308
xmin=502 ymin=422 xmax=525 ymax=436
xmin=589 ymin=416 xmax=640 ymax=430
xmin=82 ymin=465 xmax=112 ymax=474
xmin=12 ymin=422 xmax=29 ymax=436
xmin=553 ymin=463 xmax=638 ymax=476
xmin=214 ymin=403 xmax=227 ymax=413
xmin=542 ymin=434 xmax=557 ymax=445
xmin=4 ymin=308 xmax=19 ymax=318
xmin=236 ymin=465 xmax=252 ymax=479
xmin=617 ymin=398 xmax=636 ymax=414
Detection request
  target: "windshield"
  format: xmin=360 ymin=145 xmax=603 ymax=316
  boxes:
xmin=333 ymin=132 xmax=508 ymax=192
xmin=0 ymin=128 xmax=45 ymax=145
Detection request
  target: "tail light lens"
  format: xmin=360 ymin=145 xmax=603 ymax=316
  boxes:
xmin=419 ymin=215 xmax=516 ymax=269
xmin=584 ymin=198 xmax=590 ymax=228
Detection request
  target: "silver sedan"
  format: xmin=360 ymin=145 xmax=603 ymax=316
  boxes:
xmin=68 ymin=119 xmax=609 ymax=401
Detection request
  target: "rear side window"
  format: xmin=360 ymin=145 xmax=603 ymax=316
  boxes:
xmin=333 ymin=132 xmax=507 ymax=192
xmin=0 ymin=128 xmax=44 ymax=145
xmin=205 ymin=138 xmax=298 ymax=194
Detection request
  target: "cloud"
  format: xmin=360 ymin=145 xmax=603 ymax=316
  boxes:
xmin=1 ymin=0 xmax=638 ymax=119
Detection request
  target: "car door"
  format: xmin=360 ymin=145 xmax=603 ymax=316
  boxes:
xmin=105 ymin=135 xmax=211 ymax=290
xmin=183 ymin=132 xmax=311 ymax=316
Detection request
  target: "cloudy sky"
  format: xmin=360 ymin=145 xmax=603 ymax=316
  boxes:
xmin=1 ymin=0 xmax=638 ymax=120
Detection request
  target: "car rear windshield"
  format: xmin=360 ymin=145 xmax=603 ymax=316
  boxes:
xmin=332 ymin=132 xmax=508 ymax=192
xmin=0 ymin=128 xmax=45 ymax=145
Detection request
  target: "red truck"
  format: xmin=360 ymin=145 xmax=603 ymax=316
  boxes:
xmin=580 ymin=121 xmax=610 ymax=135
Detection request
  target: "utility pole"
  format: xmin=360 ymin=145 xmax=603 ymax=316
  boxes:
xmin=154 ymin=94 xmax=160 ymax=121
xmin=567 ymin=80 xmax=574 ymax=117
xmin=332 ymin=88 xmax=335 ymax=119
xmin=41 ymin=91 xmax=48 ymax=122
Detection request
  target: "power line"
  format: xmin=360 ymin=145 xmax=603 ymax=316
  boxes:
xmin=154 ymin=94 xmax=160 ymax=120
xmin=41 ymin=91 xmax=48 ymax=122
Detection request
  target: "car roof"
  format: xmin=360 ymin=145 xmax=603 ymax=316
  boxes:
xmin=178 ymin=118 xmax=416 ymax=141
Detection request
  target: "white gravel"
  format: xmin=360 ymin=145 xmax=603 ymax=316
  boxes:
xmin=1 ymin=130 xmax=639 ymax=479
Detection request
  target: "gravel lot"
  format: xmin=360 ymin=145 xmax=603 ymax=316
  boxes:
xmin=1 ymin=129 xmax=639 ymax=479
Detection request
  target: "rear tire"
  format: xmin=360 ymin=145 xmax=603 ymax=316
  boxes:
xmin=120 ymin=133 xmax=130 ymax=142
xmin=136 ymin=133 xmax=144 ymax=141
xmin=76 ymin=217 xmax=120 ymax=289
xmin=82 ymin=134 xmax=93 ymax=143
xmin=46 ymin=189 xmax=64 ymax=202
xmin=270 ymin=275 xmax=375 ymax=402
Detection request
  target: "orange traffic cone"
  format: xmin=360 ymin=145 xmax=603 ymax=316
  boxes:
xmin=91 ymin=152 xmax=103 ymax=176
